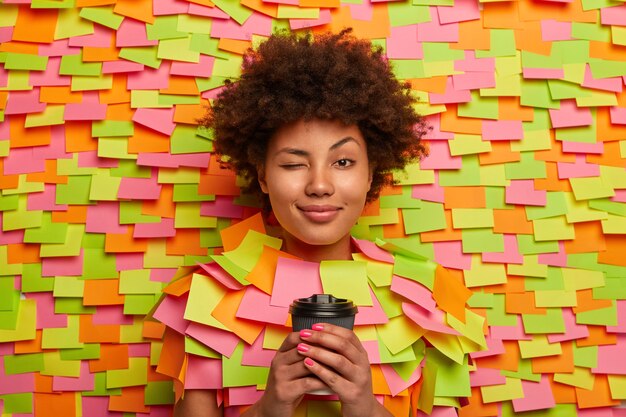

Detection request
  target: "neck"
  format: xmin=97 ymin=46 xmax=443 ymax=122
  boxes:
xmin=282 ymin=234 xmax=353 ymax=263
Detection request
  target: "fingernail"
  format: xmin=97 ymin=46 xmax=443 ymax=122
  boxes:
xmin=297 ymin=343 xmax=309 ymax=353
xmin=304 ymin=358 xmax=315 ymax=367
xmin=300 ymin=329 xmax=312 ymax=338
xmin=312 ymin=323 xmax=324 ymax=331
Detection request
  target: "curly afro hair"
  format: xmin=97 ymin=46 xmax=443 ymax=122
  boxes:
xmin=204 ymin=29 xmax=428 ymax=210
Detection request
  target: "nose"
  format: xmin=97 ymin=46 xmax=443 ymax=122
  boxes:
xmin=305 ymin=166 xmax=334 ymax=197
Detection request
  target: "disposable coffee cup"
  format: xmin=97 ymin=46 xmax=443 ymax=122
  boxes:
xmin=289 ymin=294 xmax=358 ymax=331
xmin=289 ymin=294 xmax=358 ymax=396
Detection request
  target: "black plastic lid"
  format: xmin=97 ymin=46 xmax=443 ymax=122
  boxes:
xmin=289 ymin=294 xmax=358 ymax=317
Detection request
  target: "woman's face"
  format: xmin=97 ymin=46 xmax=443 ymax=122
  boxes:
xmin=259 ymin=119 xmax=372 ymax=261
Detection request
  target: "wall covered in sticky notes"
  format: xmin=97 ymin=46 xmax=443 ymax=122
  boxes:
xmin=0 ymin=0 xmax=625 ymax=415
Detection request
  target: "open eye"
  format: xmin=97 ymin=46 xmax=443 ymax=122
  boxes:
xmin=334 ymin=158 xmax=354 ymax=168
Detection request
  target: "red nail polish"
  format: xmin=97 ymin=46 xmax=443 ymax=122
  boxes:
xmin=312 ymin=323 xmax=324 ymax=331
xmin=297 ymin=343 xmax=309 ymax=353
xmin=304 ymin=358 xmax=315 ymax=367
xmin=300 ymin=329 xmax=312 ymax=338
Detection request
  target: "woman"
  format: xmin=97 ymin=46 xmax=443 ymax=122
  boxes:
xmin=152 ymin=29 xmax=480 ymax=417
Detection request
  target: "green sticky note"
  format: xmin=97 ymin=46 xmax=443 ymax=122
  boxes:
xmin=222 ymin=230 xmax=282 ymax=273
xmin=174 ymin=202 xmax=218 ymax=228
xmin=0 ymin=277 xmax=18 ymax=311
xmin=145 ymin=381 xmax=175 ymax=405
xmin=486 ymin=294 xmax=518 ymax=327
xmin=462 ymin=228 xmax=504 ymax=253
xmin=0 ymin=299 xmax=36 ymax=343
xmin=525 ymin=192 xmax=567 ymax=220
xmin=83 ymin=372 xmax=122 ymax=396
xmin=119 ymin=270 xmax=163 ymax=294
xmin=21 ymin=263 xmax=54 ymax=293
xmin=521 ymin=79 xmax=560 ymax=109
xmin=0 ymin=393 xmax=33 ymax=414
xmin=119 ymin=46 xmax=161 ymax=69
xmin=4 ymin=353 xmax=44 ymax=374
xmin=589 ymin=58 xmax=626 ymax=78
xmin=106 ymin=358 xmax=149 ymax=388
xmin=60 ymin=343 xmax=101 ymax=361
xmin=23 ymin=212 xmax=68 ymax=244
xmin=190 ymin=34 xmax=232 ymax=60
xmin=516 ymin=233 xmax=560 ymax=255
xmin=392 ymin=253 xmax=436 ymax=289
xmin=320 ymin=261 xmax=372 ymax=306
xmin=475 ymin=29 xmax=516 ymax=58
xmin=532 ymin=216 xmax=575 ymax=242
xmin=468 ymin=292 xmax=494 ymax=308
xmin=56 ymin=7 xmax=94 ymax=39
xmin=79 ymin=6 xmax=123 ymax=29
xmin=24 ymin=104 xmax=65 ymax=127
xmin=390 ymin=59 xmax=426 ymax=79
xmin=402 ymin=201 xmax=447 ymax=234
xmin=212 ymin=55 xmax=243 ymax=79
xmin=555 ymin=123 xmax=598 ymax=144
xmin=352 ymin=254 xmax=393 ymax=287
xmin=92 ymin=120 xmax=134 ymax=137
xmin=170 ymin=125 xmax=213 ymax=154
xmin=501 ymin=358 xmax=541 ymax=382
xmin=2 ymin=197 xmax=43 ymax=231
xmin=449 ymin=133 xmax=492 ymax=156
xmin=480 ymin=377 xmax=524 ymax=403
xmin=379 ymin=186 xmax=422 ymax=209
xmin=119 ymin=201 xmax=160 ymax=224
xmin=561 ymin=267 xmax=605 ymax=291
xmin=124 ymin=294 xmax=159 ymax=315
xmin=223 ymin=342 xmax=270 ymax=387
xmin=54 ymin=297 xmax=95 ymax=314
xmin=392 ymin=339 xmax=424 ymax=378
xmin=89 ymin=171 xmax=122 ymax=201
xmin=60 ymin=53 xmax=102 ymax=77
xmin=0 ymin=290 xmax=19 ymax=330
xmin=458 ymin=92 xmax=499 ymax=120
xmin=573 ymin=345 xmax=597 ymax=369
xmin=594 ymin=277 xmax=626 ymax=300
xmin=534 ymin=290 xmax=577 ymax=308
xmin=522 ymin=308 xmax=565 ymax=334
xmin=427 ymin=348 xmax=470 ymax=397
xmin=570 ymin=176 xmax=615 ymax=200
xmin=144 ymin=240 xmax=185 ymax=268
xmin=211 ymin=0 xmax=253 ymax=24
xmin=439 ymin=155 xmax=481 ymax=186
xmin=173 ymin=184 xmax=215 ymax=202
xmin=576 ymin=301 xmax=617 ymax=326
xmin=177 ymin=13 xmax=213 ymax=34
xmin=56 ymin=176 xmax=93 ymax=205
xmin=277 ymin=5 xmax=319 ymax=19
xmin=4 ymin=52 xmax=48 ymax=71
xmin=98 ymin=137 xmax=136 ymax=160
xmin=185 ymin=336 xmax=221 ymax=358
xmin=158 ymin=36 xmax=201 ymax=63
xmin=42 ymin=315 xmax=83 ymax=349
xmin=388 ymin=2 xmax=430 ymax=26
xmin=394 ymin=162 xmax=435 ymax=185
xmin=504 ymin=152 xmax=546 ymax=180
xmin=370 ymin=283 xmax=403 ymax=319
xmin=512 ymin=129 xmax=552 ymax=152
xmin=39 ymin=224 xmax=84 ymax=258
xmin=82 ymin=248 xmax=117 ymax=279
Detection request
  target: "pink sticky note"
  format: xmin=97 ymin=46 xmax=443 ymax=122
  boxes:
xmin=184 ymin=356 xmax=223 ymax=389
xmin=390 ymin=275 xmax=436 ymax=312
xmin=471 ymin=336 xmax=505 ymax=359
xmin=82 ymin=397 xmax=124 ymax=417
xmin=42 ymin=252 xmax=84 ymax=277
xmin=116 ymin=18 xmax=158 ymax=47
xmin=557 ymin=155 xmax=600 ymax=179
xmin=505 ymin=179 xmax=547 ymax=206
xmin=582 ymin=65 xmax=622 ymax=93
xmin=128 ymin=343 xmax=151 ymax=357
xmin=30 ymin=57 xmax=71 ymax=87
xmin=562 ymin=140 xmax=604 ymax=154
xmin=188 ymin=3 xmax=230 ymax=18
xmin=523 ymin=68 xmax=565 ymax=79
xmin=153 ymin=294 xmax=190 ymax=335
xmin=34 ymin=125 xmax=71 ymax=159
xmin=348 ymin=2 xmax=373 ymax=21
xmin=53 ymin=362 xmax=95 ymax=392
xmin=132 ymin=107 xmax=176 ymax=136
xmin=171 ymin=54 xmax=215 ymax=77
xmin=412 ymin=182 xmax=446 ymax=203
xmin=512 ymin=376 xmax=556 ymax=412
xmin=386 ymin=25 xmax=422 ymax=59
xmin=482 ymin=234 xmax=523 ymax=264
xmin=0 ymin=216 xmax=24 ymax=245
xmin=355 ymin=289 xmax=389 ymax=325
xmin=211 ymin=13 xmax=273 ymax=40
xmin=270 ymin=257 xmax=323 ymax=307
xmin=415 ymin=140 xmax=461 ymax=170
xmin=197 ymin=262 xmax=244 ymax=291
xmin=137 ymin=152 xmax=211 ymax=168
xmin=380 ymin=363 xmax=423 ymax=396
xmin=537 ymin=245 xmax=568 ymax=266
xmin=417 ymin=407 xmax=459 ymax=417
xmin=595 ymin=336 xmax=626 ymax=374
xmin=133 ymin=218 xmax=176 ymax=238
xmin=423 ymin=114 xmax=455 ymax=140
xmin=452 ymin=71 xmax=495 ymax=90
xmin=93 ymin=305 xmax=133 ymax=325
xmin=237 ymin=286 xmax=289 ymax=326
xmin=116 ymin=253 xmax=145 ymax=271
xmin=609 ymin=106 xmax=626 ymax=125
xmin=151 ymin=269 xmax=177 ymax=283
xmin=228 ymin=386 xmax=265 ymax=406
xmin=39 ymin=39 xmax=79 ymax=57
xmin=490 ymin=317 xmax=533 ymax=341
xmin=417 ymin=8 xmax=459 ymax=42
xmin=548 ymin=308 xmax=589 ymax=343
xmin=242 ymin=329 xmax=276 ymax=367
xmin=118 ymin=176 xmax=162 ymax=200
xmin=0 ymin=66 xmax=8 ymax=88
xmin=429 ymin=78 xmax=471 ymax=104
xmin=437 ymin=0 xmax=479 ymax=23
xmin=0 ymin=358 xmax=35 ymax=395
xmin=549 ymin=99 xmax=593 ymax=128
xmin=540 ymin=19 xmax=572 ymax=41
xmin=24 ymin=292 xmax=67 ymax=329
xmin=200 ymin=196 xmax=245 ymax=219
xmin=4 ymin=90 xmax=46 ymax=115
xmin=289 ymin=10 xmax=332 ymax=30
xmin=65 ymin=92 xmax=107 ymax=120
xmin=2 ymin=147 xmax=45 ymax=175
xmin=482 ymin=120 xmax=524 ymax=140
xmin=362 ymin=339 xmax=381 ymax=364
xmin=0 ymin=27 xmax=13 ymax=43
xmin=102 ymin=60 xmax=145 ymax=74
xmin=86 ymin=202 xmax=127 ymax=234
xmin=69 ymin=25 xmax=113 ymax=47
xmin=186 ymin=322 xmax=240 ymax=357
xmin=153 ymin=0 xmax=188 ymax=14
xmin=434 ymin=240 xmax=471 ymax=270
xmin=470 ymin=367 xmax=506 ymax=387
xmin=352 ymin=237 xmax=394 ymax=263
xmin=601 ymin=4 xmax=626 ymax=26
xmin=127 ymin=62 xmax=171 ymax=90
xmin=403 ymin=302 xmax=459 ymax=335
xmin=77 ymin=150 xmax=118 ymax=168
xmin=455 ymin=51 xmax=495 ymax=73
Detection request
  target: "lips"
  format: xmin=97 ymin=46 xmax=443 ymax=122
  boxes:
xmin=298 ymin=205 xmax=341 ymax=223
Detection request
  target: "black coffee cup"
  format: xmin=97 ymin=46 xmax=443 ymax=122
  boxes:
xmin=289 ymin=294 xmax=358 ymax=331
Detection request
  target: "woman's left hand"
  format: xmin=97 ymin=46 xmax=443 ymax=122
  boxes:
xmin=297 ymin=323 xmax=392 ymax=417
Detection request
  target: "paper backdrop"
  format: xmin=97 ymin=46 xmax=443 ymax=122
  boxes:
xmin=1 ymin=0 xmax=625 ymax=416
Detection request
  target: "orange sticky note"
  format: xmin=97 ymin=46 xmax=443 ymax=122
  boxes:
xmin=83 ymin=279 xmax=125 ymax=306
xmin=597 ymin=235 xmax=626 ymax=267
xmin=444 ymin=187 xmax=486 ymax=209
xmin=65 ymin=121 xmax=98 ymax=152
xmin=433 ymin=265 xmax=471 ymax=323
xmin=246 ymin=246 xmax=299 ymax=294
xmin=505 ymin=292 xmax=546 ymax=315
xmin=160 ymin=76 xmax=201 ymax=96
xmin=498 ymin=97 xmax=534 ymax=122
xmin=89 ymin=344 xmax=129 ymax=372
xmin=51 ymin=205 xmax=88 ymax=224
xmin=34 ymin=392 xmax=77 ymax=417
xmin=419 ymin=210 xmax=463 ymax=243
xmin=108 ymin=386 xmax=151 ymax=413
xmin=220 ymin=212 xmax=266 ymax=252
xmin=13 ymin=7 xmax=58 ymax=43
xmin=440 ymin=105 xmax=483 ymax=135
xmin=10 ymin=116 xmax=51 ymax=148
xmin=100 ymin=74 xmax=132 ymax=105
xmin=493 ymin=206 xmax=534 ymax=235
xmin=166 ymin=229 xmax=207 ymax=256
xmin=174 ymin=102 xmax=210 ymax=125
xmin=212 ymin=289 xmax=265 ymax=345
xmin=409 ymin=76 xmax=448 ymax=94
xmin=451 ymin=19 xmax=490 ymax=51
xmin=532 ymin=341 xmax=574 ymax=374
xmin=198 ymin=173 xmax=241 ymax=197
xmin=564 ymin=221 xmax=605 ymax=255
xmin=128 ymin=125 xmax=171 ymax=153
xmin=79 ymin=315 xmax=120 ymax=344
xmin=218 ymin=38 xmax=253 ymax=55
xmin=240 ymin=0 xmax=278 ymax=17
xmin=478 ymin=142 xmax=521 ymax=166
xmin=27 ymin=160 xmax=68 ymax=185
xmin=575 ymin=375 xmax=620 ymax=408
xmin=113 ymin=0 xmax=156 ymax=24
xmin=105 ymin=227 xmax=149 ymax=253
xmin=40 ymin=86 xmax=83 ymax=104
xmin=142 ymin=185 xmax=176 ymax=218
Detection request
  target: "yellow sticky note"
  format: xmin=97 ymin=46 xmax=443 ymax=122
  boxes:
xmin=144 ymin=240 xmax=185 ymax=268
xmin=554 ymin=366 xmax=594 ymax=390
xmin=184 ymin=273 xmax=228 ymax=329
xmin=570 ymin=176 xmax=615 ymax=200
xmin=40 ymin=224 xmax=84 ymax=258
xmin=320 ymin=261 xmax=372 ymax=306
xmin=42 ymin=315 xmax=83 ymax=349
xmin=451 ymin=208 xmax=494 ymax=229
xmin=352 ymin=254 xmax=394 ymax=287
xmin=507 ymin=255 xmax=548 ymax=278
xmin=42 ymin=351 xmax=81 ymax=377
xmin=223 ymin=230 xmax=282 ymax=272
xmin=518 ymin=335 xmax=562 ymax=359
xmin=376 ymin=315 xmax=426 ymax=355
xmin=534 ymin=290 xmax=577 ymax=308
xmin=480 ymin=377 xmax=524 ymax=403
xmin=602 ymin=214 xmax=626 ymax=234
xmin=562 ymin=268 xmax=605 ymax=291
xmin=463 ymin=256 xmax=507 ymax=288
xmin=424 ymin=331 xmax=465 ymax=365
xmin=106 ymin=358 xmax=149 ymax=388
xmin=263 ymin=325 xmax=290 ymax=351
xmin=532 ymin=216 xmax=575 ymax=241
xmin=608 ymin=374 xmax=626 ymax=400
xmin=447 ymin=309 xmax=487 ymax=350
xmin=448 ymin=134 xmax=492 ymax=156
xmin=0 ymin=299 xmax=36 ymax=343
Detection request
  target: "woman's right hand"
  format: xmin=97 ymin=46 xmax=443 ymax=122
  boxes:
xmin=245 ymin=332 xmax=328 ymax=417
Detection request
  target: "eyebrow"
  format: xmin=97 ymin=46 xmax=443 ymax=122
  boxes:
xmin=275 ymin=136 xmax=360 ymax=157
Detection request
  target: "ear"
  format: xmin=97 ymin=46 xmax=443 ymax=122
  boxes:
xmin=258 ymin=165 xmax=269 ymax=194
